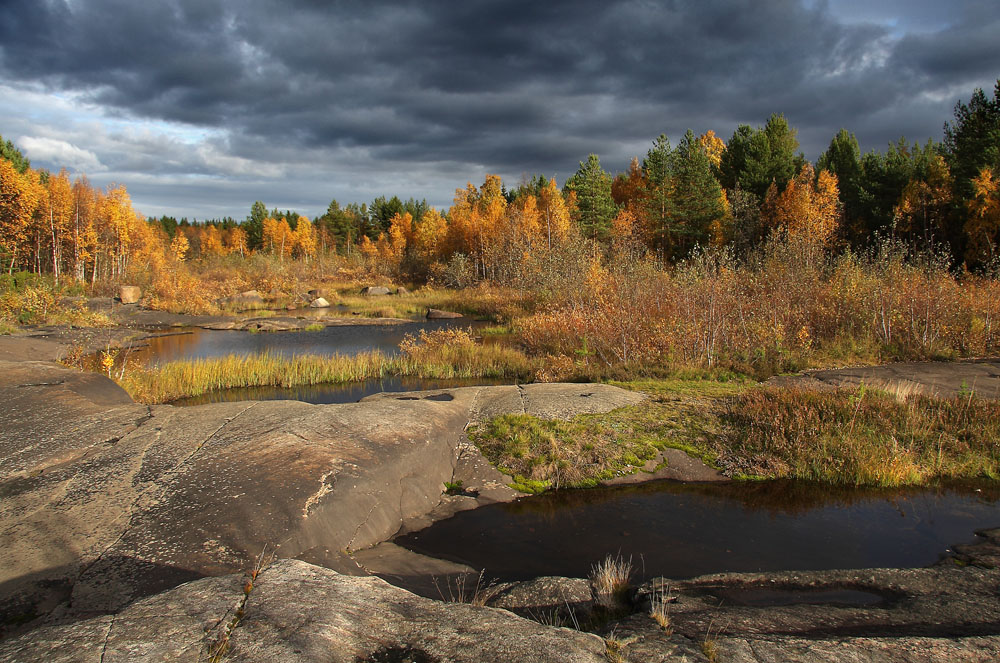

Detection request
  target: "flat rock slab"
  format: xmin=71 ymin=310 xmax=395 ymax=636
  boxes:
xmin=770 ymin=358 xmax=1000 ymax=399
xmin=0 ymin=360 xmax=643 ymax=630
xmin=0 ymin=559 xmax=609 ymax=663
xmin=602 ymin=448 xmax=725 ymax=485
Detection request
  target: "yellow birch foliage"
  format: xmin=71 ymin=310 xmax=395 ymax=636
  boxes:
xmin=170 ymin=230 xmax=190 ymax=262
xmin=698 ymin=130 xmax=726 ymax=168
xmin=224 ymin=226 xmax=248 ymax=257
xmin=263 ymin=217 xmax=293 ymax=259
xmin=293 ymin=216 xmax=316 ymax=259
xmin=965 ymin=167 xmax=1000 ymax=264
xmin=201 ymin=225 xmax=225 ymax=256
xmin=413 ymin=208 xmax=447 ymax=263
xmin=381 ymin=212 xmax=413 ymax=267
xmin=45 ymin=169 xmax=73 ymax=281
xmin=0 ymin=160 xmax=40 ymax=271
xmin=538 ymin=177 xmax=571 ymax=248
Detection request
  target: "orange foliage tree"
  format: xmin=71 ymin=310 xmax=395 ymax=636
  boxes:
xmin=762 ymin=164 xmax=841 ymax=245
xmin=965 ymin=168 xmax=1000 ymax=265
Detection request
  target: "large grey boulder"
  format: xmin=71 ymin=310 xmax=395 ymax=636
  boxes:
xmin=361 ymin=286 xmax=391 ymax=296
xmin=309 ymin=297 xmax=330 ymax=308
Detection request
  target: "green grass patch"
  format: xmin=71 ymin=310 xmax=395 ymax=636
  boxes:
xmin=303 ymin=323 xmax=325 ymax=332
xmin=470 ymin=374 xmax=1000 ymax=492
xmin=470 ymin=377 xmax=742 ymax=491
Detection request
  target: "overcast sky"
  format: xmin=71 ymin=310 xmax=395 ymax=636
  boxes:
xmin=1 ymin=0 xmax=998 ymax=220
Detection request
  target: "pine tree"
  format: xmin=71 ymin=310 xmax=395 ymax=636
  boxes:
xmin=564 ymin=154 xmax=617 ymax=241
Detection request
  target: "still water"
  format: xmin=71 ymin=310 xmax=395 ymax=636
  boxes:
xmin=129 ymin=319 xmax=491 ymax=365
xmin=119 ymin=319 xmax=508 ymax=405
xmin=395 ymin=479 xmax=1000 ymax=581
xmin=172 ymin=376 xmax=509 ymax=406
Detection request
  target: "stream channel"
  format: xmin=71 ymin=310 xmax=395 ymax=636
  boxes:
xmin=130 ymin=321 xmax=1000 ymax=580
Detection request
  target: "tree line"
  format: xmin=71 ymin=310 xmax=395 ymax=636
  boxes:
xmin=2 ymin=80 xmax=998 ymax=283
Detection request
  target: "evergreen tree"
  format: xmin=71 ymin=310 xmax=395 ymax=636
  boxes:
xmin=0 ymin=135 xmax=30 ymax=173
xmin=944 ymin=81 xmax=1000 ymax=199
xmin=817 ymin=129 xmax=862 ymax=242
xmin=856 ymin=139 xmax=918 ymax=242
xmin=243 ymin=200 xmax=268 ymax=250
xmin=564 ymin=154 xmax=617 ymax=241
xmin=642 ymin=135 xmax=672 ymax=247
xmin=667 ymin=130 xmax=728 ymax=258
xmin=719 ymin=114 xmax=802 ymax=199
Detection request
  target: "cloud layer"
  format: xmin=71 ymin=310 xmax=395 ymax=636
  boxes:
xmin=1 ymin=0 xmax=998 ymax=219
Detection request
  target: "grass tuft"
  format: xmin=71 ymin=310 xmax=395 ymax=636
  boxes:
xmin=589 ymin=553 xmax=633 ymax=607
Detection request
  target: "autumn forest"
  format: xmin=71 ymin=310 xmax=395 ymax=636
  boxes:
xmin=2 ymin=81 xmax=1000 ymax=379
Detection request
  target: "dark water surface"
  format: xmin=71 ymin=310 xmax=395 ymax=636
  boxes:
xmin=129 ymin=318 xmax=492 ymax=365
xmin=172 ymin=376 xmax=509 ymax=406
xmin=395 ymin=480 xmax=1000 ymax=581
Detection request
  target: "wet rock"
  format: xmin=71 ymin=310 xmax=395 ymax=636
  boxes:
xmin=117 ymin=285 xmax=141 ymax=304
xmin=361 ymin=286 xmax=391 ymax=296
xmin=426 ymin=308 xmax=463 ymax=319
xmin=309 ymin=297 xmax=330 ymax=308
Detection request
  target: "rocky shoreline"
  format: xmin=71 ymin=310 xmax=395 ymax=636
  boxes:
xmin=1 ymin=322 xmax=998 ymax=661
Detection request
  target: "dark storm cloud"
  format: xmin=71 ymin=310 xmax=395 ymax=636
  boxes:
xmin=1 ymin=0 xmax=999 ymax=217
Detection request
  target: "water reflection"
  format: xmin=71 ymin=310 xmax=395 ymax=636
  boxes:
xmin=396 ymin=479 xmax=1000 ymax=581
xmin=119 ymin=319 xmax=494 ymax=366
xmin=172 ymin=376 xmax=509 ymax=406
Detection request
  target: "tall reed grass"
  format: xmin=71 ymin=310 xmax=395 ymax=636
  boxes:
xmin=119 ymin=328 xmax=535 ymax=403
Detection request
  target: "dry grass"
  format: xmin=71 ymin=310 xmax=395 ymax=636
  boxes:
xmin=433 ymin=570 xmax=501 ymax=607
xmin=648 ymin=582 xmax=673 ymax=631
xmin=117 ymin=328 xmax=535 ymax=403
xmin=717 ymin=385 xmax=1000 ymax=485
xmin=518 ymin=237 xmax=1000 ymax=380
xmin=589 ymin=554 xmax=633 ymax=607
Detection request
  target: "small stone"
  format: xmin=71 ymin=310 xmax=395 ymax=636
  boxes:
xmin=426 ymin=308 xmax=463 ymax=319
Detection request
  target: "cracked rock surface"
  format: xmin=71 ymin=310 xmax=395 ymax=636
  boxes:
xmin=0 ymin=356 xmax=642 ymax=635
xmin=0 ymin=559 xmax=609 ymax=663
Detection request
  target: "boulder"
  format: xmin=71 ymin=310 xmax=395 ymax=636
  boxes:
xmin=118 ymin=285 xmax=141 ymax=304
xmin=0 ymin=560 xmax=608 ymax=663
xmin=309 ymin=297 xmax=330 ymax=308
xmin=221 ymin=289 xmax=266 ymax=308
xmin=360 ymin=286 xmax=391 ymax=296
xmin=426 ymin=308 xmax=463 ymax=319
xmin=396 ymin=286 xmax=410 ymax=295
